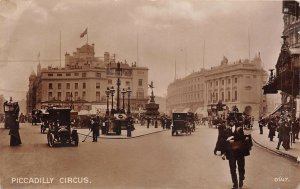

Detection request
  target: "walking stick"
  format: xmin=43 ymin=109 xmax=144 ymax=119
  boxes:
xmin=82 ymin=130 xmax=92 ymax=142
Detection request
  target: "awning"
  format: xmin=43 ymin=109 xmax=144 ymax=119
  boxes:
xmin=270 ymin=104 xmax=283 ymax=115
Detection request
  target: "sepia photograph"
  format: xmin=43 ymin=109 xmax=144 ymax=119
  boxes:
xmin=0 ymin=0 xmax=300 ymax=188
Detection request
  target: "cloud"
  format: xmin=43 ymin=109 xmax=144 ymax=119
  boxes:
xmin=0 ymin=0 xmax=17 ymax=16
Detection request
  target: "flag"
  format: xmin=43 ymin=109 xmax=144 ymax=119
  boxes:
xmin=80 ymin=28 xmax=88 ymax=38
xmin=37 ymin=52 xmax=40 ymax=59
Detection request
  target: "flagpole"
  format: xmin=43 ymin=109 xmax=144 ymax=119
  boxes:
xmin=137 ymin=32 xmax=139 ymax=66
xmin=203 ymin=40 xmax=205 ymax=69
xmin=60 ymin=31 xmax=62 ymax=67
xmin=87 ymin=28 xmax=88 ymax=44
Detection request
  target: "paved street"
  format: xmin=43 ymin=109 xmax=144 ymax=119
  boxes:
xmin=0 ymin=123 xmax=300 ymax=189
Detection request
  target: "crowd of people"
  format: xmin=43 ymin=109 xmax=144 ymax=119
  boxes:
xmin=259 ymin=113 xmax=300 ymax=151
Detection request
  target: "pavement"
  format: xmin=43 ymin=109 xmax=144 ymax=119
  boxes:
xmin=77 ymin=124 xmax=167 ymax=139
xmin=250 ymin=121 xmax=300 ymax=162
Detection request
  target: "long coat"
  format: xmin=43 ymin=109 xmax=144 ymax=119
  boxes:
xmin=219 ymin=127 xmax=251 ymax=160
xmin=268 ymin=120 xmax=276 ymax=138
xmin=91 ymin=121 xmax=100 ymax=136
xmin=9 ymin=119 xmax=22 ymax=146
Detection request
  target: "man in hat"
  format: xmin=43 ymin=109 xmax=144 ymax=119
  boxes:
xmin=4 ymin=98 xmax=22 ymax=146
xmin=91 ymin=117 xmax=100 ymax=142
xmin=268 ymin=117 xmax=277 ymax=141
xmin=127 ymin=115 xmax=135 ymax=137
xmin=219 ymin=123 xmax=251 ymax=189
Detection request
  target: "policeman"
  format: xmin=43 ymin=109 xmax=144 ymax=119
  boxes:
xmin=91 ymin=117 xmax=100 ymax=142
xmin=127 ymin=115 xmax=134 ymax=137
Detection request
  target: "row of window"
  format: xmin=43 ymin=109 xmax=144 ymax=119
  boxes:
xmin=47 ymin=72 xmax=101 ymax=77
xmin=209 ymin=91 xmax=238 ymax=102
xmin=49 ymin=82 xmax=106 ymax=90
xmin=47 ymin=79 xmax=142 ymax=90
xmin=48 ymin=91 xmax=87 ymax=101
xmin=48 ymin=90 xmax=146 ymax=102
xmin=210 ymin=78 xmax=238 ymax=87
xmin=108 ymin=80 xmax=131 ymax=86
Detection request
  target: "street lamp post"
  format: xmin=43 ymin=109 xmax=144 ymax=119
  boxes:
xmin=121 ymin=88 xmax=126 ymax=113
xmin=116 ymin=62 xmax=122 ymax=113
xmin=127 ymin=87 xmax=132 ymax=115
xmin=110 ymin=86 xmax=115 ymax=113
xmin=70 ymin=92 xmax=73 ymax=109
xmin=105 ymin=87 xmax=110 ymax=116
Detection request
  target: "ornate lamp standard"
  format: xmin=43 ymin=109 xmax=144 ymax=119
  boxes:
xmin=110 ymin=86 xmax=115 ymax=113
xmin=70 ymin=92 xmax=73 ymax=109
xmin=105 ymin=87 xmax=110 ymax=116
xmin=126 ymin=87 xmax=132 ymax=115
xmin=115 ymin=62 xmax=122 ymax=113
xmin=121 ymin=88 xmax=127 ymax=113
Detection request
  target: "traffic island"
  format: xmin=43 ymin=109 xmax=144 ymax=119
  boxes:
xmin=77 ymin=124 xmax=167 ymax=139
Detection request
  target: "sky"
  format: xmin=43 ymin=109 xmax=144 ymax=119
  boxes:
xmin=0 ymin=0 xmax=284 ymax=100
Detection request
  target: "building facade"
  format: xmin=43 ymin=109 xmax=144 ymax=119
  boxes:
xmin=27 ymin=43 xmax=148 ymax=115
xmin=166 ymin=55 xmax=268 ymax=119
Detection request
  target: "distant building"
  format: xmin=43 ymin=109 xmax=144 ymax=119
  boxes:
xmin=27 ymin=43 xmax=148 ymax=115
xmin=166 ymin=54 xmax=268 ymax=119
xmin=155 ymin=96 xmax=166 ymax=114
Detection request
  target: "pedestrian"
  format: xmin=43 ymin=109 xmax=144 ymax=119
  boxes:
xmin=219 ymin=124 xmax=252 ymax=189
xmin=213 ymin=122 xmax=227 ymax=155
xmin=291 ymin=117 xmax=298 ymax=143
xmin=161 ymin=117 xmax=166 ymax=129
xmin=295 ymin=117 xmax=300 ymax=140
xmin=282 ymin=119 xmax=291 ymax=150
xmin=91 ymin=117 xmax=100 ymax=142
xmin=258 ymin=116 xmax=264 ymax=134
xmin=268 ymin=117 xmax=276 ymax=141
xmin=127 ymin=115 xmax=135 ymax=137
xmin=4 ymin=99 xmax=22 ymax=146
xmin=146 ymin=117 xmax=150 ymax=128
xmin=166 ymin=118 xmax=171 ymax=129
xmin=276 ymin=117 xmax=285 ymax=150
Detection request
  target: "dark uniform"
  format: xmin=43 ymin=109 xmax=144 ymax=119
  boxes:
xmin=268 ymin=118 xmax=276 ymax=141
xmin=4 ymin=101 xmax=22 ymax=146
xmin=291 ymin=118 xmax=298 ymax=143
xmin=258 ymin=117 xmax=264 ymax=134
xmin=91 ymin=118 xmax=100 ymax=142
xmin=127 ymin=116 xmax=134 ymax=137
xmin=219 ymin=125 xmax=252 ymax=189
xmin=146 ymin=117 xmax=150 ymax=128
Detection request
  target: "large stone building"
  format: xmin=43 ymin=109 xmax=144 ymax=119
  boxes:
xmin=27 ymin=43 xmax=148 ymax=115
xmin=166 ymin=54 xmax=268 ymax=119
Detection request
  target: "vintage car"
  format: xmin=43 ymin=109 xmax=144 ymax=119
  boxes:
xmin=46 ymin=108 xmax=79 ymax=147
xmin=172 ymin=113 xmax=192 ymax=136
